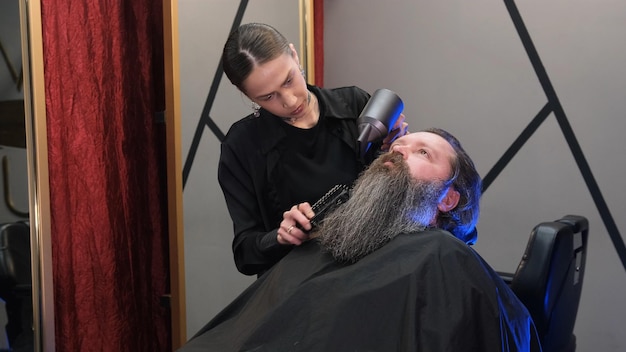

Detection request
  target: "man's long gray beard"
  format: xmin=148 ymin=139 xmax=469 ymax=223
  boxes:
xmin=316 ymin=153 xmax=446 ymax=263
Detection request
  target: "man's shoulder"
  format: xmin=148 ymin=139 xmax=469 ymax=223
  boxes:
xmin=364 ymin=230 xmax=498 ymax=283
xmin=390 ymin=230 xmax=473 ymax=256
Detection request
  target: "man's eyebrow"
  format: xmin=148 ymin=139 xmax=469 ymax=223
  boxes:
xmin=390 ymin=139 xmax=407 ymax=149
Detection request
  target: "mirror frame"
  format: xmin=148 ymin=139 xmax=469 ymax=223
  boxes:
xmin=162 ymin=0 xmax=186 ymax=349
xmin=299 ymin=0 xmax=316 ymax=85
xmin=19 ymin=0 xmax=55 ymax=351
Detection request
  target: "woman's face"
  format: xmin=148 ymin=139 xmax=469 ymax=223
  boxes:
xmin=241 ymin=45 xmax=312 ymax=120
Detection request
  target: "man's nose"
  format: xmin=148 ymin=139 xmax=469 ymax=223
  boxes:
xmin=390 ymin=145 xmax=406 ymax=157
xmin=389 ymin=147 xmax=408 ymax=161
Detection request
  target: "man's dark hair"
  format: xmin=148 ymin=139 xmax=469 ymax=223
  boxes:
xmin=422 ymin=128 xmax=482 ymax=244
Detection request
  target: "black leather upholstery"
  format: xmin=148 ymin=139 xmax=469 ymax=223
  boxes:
xmin=501 ymin=215 xmax=588 ymax=352
xmin=0 ymin=221 xmax=31 ymax=290
xmin=0 ymin=221 xmax=33 ymax=352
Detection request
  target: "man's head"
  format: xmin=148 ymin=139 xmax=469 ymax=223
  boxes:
xmin=419 ymin=128 xmax=482 ymax=243
xmin=317 ymin=128 xmax=481 ymax=263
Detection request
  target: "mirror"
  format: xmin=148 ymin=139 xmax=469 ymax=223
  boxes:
xmin=176 ymin=0 xmax=313 ymax=340
xmin=1 ymin=0 xmax=53 ymax=351
xmin=0 ymin=1 xmax=32 ymax=351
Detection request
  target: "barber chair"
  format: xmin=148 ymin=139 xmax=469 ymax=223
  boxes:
xmin=499 ymin=215 xmax=588 ymax=352
xmin=0 ymin=221 xmax=33 ymax=352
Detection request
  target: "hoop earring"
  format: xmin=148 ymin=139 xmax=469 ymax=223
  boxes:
xmin=252 ymin=102 xmax=261 ymax=117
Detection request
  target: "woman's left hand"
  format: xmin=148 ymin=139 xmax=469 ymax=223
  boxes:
xmin=381 ymin=113 xmax=409 ymax=151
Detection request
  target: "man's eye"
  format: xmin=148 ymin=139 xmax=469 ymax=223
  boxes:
xmin=419 ymin=149 xmax=429 ymax=156
xmin=261 ymin=94 xmax=273 ymax=101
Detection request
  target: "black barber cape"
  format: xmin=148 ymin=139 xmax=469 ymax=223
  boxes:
xmin=180 ymin=230 xmax=541 ymax=352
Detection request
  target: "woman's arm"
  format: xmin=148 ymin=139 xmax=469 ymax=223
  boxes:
xmin=218 ymin=142 xmax=291 ymax=276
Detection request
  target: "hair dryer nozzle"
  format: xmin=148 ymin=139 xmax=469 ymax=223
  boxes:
xmin=357 ymin=88 xmax=404 ymax=159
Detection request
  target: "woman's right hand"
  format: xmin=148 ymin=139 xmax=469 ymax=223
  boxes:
xmin=277 ymin=202 xmax=315 ymax=245
xmin=381 ymin=113 xmax=409 ymax=151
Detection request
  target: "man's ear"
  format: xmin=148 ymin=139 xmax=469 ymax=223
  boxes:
xmin=438 ymin=187 xmax=460 ymax=213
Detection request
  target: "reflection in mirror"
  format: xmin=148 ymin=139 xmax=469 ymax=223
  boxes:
xmin=179 ymin=1 xmax=308 ymax=339
xmin=0 ymin=1 xmax=33 ymax=352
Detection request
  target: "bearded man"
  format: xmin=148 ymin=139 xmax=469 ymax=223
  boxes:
xmin=179 ymin=129 xmax=541 ymax=352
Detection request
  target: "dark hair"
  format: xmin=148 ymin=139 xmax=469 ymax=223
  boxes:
xmin=422 ymin=128 xmax=482 ymax=244
xmin=221 ymin=23 xmax=292 ymax=91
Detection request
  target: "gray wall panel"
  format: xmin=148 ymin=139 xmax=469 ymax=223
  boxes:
xmin=324 ymin=1 xmax=626 ymax=351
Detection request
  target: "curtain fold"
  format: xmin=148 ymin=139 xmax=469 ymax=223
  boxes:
xmin=314 ymin=0 xmax=324 ymax=87
xmin=41 ymin=0 xmax=170 ymax=350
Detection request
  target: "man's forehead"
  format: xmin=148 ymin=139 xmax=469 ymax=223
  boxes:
xmin=400 ymin=132 xmax=455 ymax=153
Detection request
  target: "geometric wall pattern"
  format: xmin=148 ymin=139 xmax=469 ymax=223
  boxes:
xmin=483 ymin=0 xmax=626 ymax=272
xmin=182 ymin=0 xmax=248 ymax=186
xmin=182 ymin=0 xmax=626 ymax=273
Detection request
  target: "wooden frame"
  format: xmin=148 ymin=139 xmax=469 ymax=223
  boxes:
xmin=299 ymin=0 xmax=316 ymax=85
xmin=162 ymin=0 xmax=187 ymax=349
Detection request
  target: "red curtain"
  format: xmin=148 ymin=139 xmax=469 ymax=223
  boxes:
xmin=41 ymin=0 xmax=170 ymax=351
xmin=314 ymin=0 xmax=324 ymax=87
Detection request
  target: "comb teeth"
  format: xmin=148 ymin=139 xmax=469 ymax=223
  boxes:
xmin=309 ymin=184 xmax=351 ymax=228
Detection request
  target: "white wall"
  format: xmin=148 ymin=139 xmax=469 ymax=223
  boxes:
xmin=178 ymin=0 xmax=301 ymax=339
xmin=179 ymin=0 xmax=626 ymax=349
xmin=324 ymin=1 xmax=626 ymax=351
xmin=0 ymin=0 xmax=23 ymax=101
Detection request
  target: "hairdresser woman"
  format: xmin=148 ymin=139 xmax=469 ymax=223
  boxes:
xmin=218 ymin=23 xmax=408 ymax=276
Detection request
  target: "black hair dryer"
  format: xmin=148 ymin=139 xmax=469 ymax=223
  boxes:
xmin=357 ymin=88 xmax=404 ymax=160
